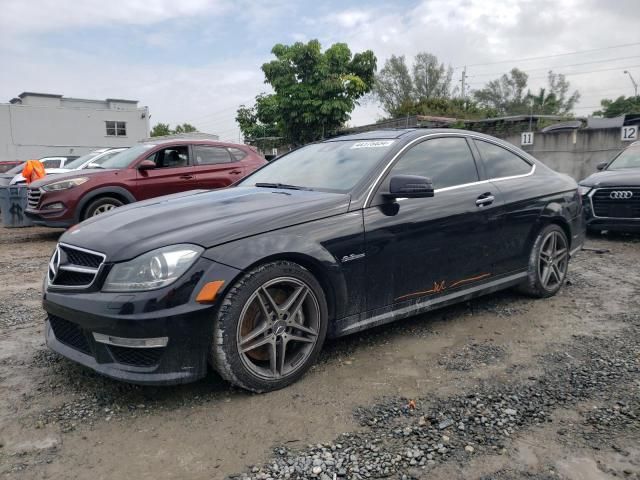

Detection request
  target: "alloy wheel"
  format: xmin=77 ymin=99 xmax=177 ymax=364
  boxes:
xmin=236 ymin=277 xmax=321 ymax=380
xmin=92 ymin=204 xmax=117 ymax=216
xmin=538 ymin=230 xmax=568 ymax=290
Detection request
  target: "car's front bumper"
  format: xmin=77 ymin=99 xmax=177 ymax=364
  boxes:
xmin=25 ymin=208 xmax=74 ymax=228
xmin=43 ymin=259 xmax=241 ymax=385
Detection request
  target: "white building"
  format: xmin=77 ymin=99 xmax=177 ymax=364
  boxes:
xmin=0 ymin=92 xmax=150 ymax=161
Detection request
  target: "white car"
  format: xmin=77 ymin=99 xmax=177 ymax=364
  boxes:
xmin=9 ymin=148 xmax=128 ymax=185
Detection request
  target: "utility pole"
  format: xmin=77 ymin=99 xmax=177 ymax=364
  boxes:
xmin=624 ymin=70 xmax=638 ymax=97
xmin=460 ymin=66 xmax=468 ymax=103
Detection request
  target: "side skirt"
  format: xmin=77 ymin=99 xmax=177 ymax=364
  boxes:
xmin=330 ymin=271 xmax=528 ymax=338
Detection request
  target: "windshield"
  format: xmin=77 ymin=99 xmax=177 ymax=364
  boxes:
xmin=98 ymin=144 xmax=155 ymax=169
xmin=239 ymin=140 xmax=396 ymax=192
xmin=62 ymin=151 xmax=105 ymax=170
xmin=608 ymin=145 xmax=640 ymax=170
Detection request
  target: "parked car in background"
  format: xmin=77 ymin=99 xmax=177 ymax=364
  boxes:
xmin=8 ymin=150 xmax=126 ymax=185
xmin=26 ymin=139 xmax=266 ymax=227
xmin=40 ymin=129 xmax=585 ymax=391
xmin=579 ymin=141 xmax=640 ymax=232
xmin=1 ymin=155 xmax=81 ymax=186
xmin=0 ymin=161 xmax=22 ymax=173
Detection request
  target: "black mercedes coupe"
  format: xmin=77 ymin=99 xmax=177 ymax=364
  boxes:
xmin=579 ymin=141 xmax=640 ymax=232
xmin=42 ymin=129 xmax=585 ymax=392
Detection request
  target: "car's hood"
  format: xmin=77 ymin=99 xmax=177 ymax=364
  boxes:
xmin=30 ymin=168 xmax=117 ymax=187
xmin=60 ymin=187 xmax=351 ymax=262
xmin=580 ymin=168 xmax=640 ymax=187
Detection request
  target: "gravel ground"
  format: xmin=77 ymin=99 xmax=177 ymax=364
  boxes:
xmin=0 ymin=227 xmax=639 ymax=480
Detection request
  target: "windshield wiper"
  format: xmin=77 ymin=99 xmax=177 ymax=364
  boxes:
xmin=254 ymin=182 xmax=310 ymax=191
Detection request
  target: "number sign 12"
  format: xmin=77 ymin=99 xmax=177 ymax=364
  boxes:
xmin=621 ymin=126 xmax=638 ymax=141
xmin=521 ymin=132 xmax=534 ymax=146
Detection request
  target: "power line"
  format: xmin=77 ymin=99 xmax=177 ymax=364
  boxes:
xmin=453 ymin=41 xmax=640 ymax=69
xmin=467 ymin=55 xmax=640 ymax=78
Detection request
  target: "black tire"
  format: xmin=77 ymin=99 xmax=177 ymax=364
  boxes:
xmin=82 ymin=196 xmax=124 ymax=220
xmin=211 ymin=261 xmax=328 ymax=393
xmin=517 ymin=224 xmax=570 ymax=298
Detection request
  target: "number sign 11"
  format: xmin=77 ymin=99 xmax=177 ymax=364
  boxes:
xmin=521 ymin=132 xmax=534 ymax=146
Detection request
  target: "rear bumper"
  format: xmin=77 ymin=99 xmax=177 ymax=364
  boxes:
xmin=586 ymin=218 xmax=640 ymax=232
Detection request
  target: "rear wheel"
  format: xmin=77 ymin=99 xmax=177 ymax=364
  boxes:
xmin=83 ymin=196 xmax=124 ymax=220
xmin=517 ymin=224 xmax=569 ymax=298
xmin=211 ymin=261 xmax=328 ymax=392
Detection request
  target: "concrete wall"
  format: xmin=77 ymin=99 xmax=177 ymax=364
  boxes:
xmin=502 ymin=129 xmax=630 ymax=181
xmin=0 ymin=101 xmax=150 ymax=161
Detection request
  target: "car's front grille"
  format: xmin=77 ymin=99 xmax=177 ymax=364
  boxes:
xmin=27 ymin=188 xmax=42 ymax=209
xmin=48 ymin=243 xmax=106 ymax=289
xmin=108 ymin=346 xmax=164 ymax=367
xmin=591 ymin=188 xmax=640 ymax=219
xmin=48 ymin=315 xmax=92 ymax=355
xmin=60 ymin=245 xmax=103 ymax=268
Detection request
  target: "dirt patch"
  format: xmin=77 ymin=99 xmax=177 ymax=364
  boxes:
xmin=0 ymin=227 xmax=639 ymax=479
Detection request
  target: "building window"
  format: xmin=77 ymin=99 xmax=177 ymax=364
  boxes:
xmin=106 ymin=121 xmax=127 ymax=136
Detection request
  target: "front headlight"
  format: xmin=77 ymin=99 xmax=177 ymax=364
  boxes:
xmin=103 ymin=244 xmax=203 ymax=292
xmin=577 ymin=185 xmax=592 ymax=196
xmin=41 ymin=177 xmax=89 ymax=192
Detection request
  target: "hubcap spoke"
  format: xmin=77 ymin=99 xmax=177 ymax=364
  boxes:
xmin=289 ymin=320 xmax=318 ymax=337
xmin=286 ymin=333 xmax=315 ymax=344
xmin=239 ymin=321 xmax=270 ymax=349
xmin=259 ymin=287 xmax=280 ymax=316
xmin=280 ymin=285 xmax=308 ymax=319
xmin=269 ymin=339 xmax=277 ymax=376
xmin=240 ymin=335 xmax=272 ymax=354
xmin=541 ymin=265 xmax=552 ymax=286
xmin=277 ymin=338 xmax=287 ymax=376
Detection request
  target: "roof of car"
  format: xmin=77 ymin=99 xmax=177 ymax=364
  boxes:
xmin=140 ymin=138 xmax=248 ymax=148
xmin=326 ymin=128 xmax=502 ymax=142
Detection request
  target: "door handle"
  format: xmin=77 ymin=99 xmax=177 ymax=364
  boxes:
xmin=179 ymin=175 xmax=194 ymax=180
xmin=476 ymin=194 xmax=495 ymax=207
xmin=230 ymin=170 xmax=242 ymax=174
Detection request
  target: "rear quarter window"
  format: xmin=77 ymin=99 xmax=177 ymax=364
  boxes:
xmin=475 ymin=140 xmax=532 ymax=178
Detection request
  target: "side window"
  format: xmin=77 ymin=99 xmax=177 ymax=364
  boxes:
xmin=474 ymin=140 xmax=532 ymax=178
xmin=194 ymin=146 xmax=232 ymax=165
xmin=146 ymin=146 xmax=189 ymax=169
xmin=388 ymin=137 xmax=479 ymax=189
xmin=42 ymin=159 xmax=61 ymax=168
xmin=228 ymin=147 xmax=247 ymax=161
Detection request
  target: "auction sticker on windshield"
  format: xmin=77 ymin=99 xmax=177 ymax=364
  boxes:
xmin=350 ymin=140 xmax=395 ymax=149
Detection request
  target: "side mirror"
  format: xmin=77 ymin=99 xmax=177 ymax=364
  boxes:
xmin=386 ymin=175 xmax=435 ymax=198
xmin=138 ymin=160 xmax=156 ymax=170
xmin=596 ymin=162 xmax=608 ymax=171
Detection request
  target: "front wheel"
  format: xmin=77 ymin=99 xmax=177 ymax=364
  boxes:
xmin=211 ymin=261 xmax=328 ymax=392
xmin=83 ymin=196 xmax=124 ymax=220
xmin=517 ymin=224 xmax=570 ymax=298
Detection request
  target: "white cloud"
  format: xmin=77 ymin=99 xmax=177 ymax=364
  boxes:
xmin=1 ymin=0 xmax=228 ymax=33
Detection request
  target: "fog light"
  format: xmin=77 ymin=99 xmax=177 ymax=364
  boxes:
xmin=93 ymin=333 xmax=168 ymax=348
xmin=43 ymin=202 xmax=64 ymax=210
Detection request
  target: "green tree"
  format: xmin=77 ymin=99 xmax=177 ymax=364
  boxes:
xmin=373 ymin=55 xmax=414 ymax=117
xmin=174 ymin=123 xmax=197 ymax=133
xmin=373 ymin=52 xmax=454 ymax=117
xmin=473 ymin=68 xmax=530 ymax=115
xmin=150 ymin=123 xmax=171 ymax=137
xmin=237 ymin=40 xmax=377 ymax=145
xmin=526 ymin=71 xmax=580 ymax=115
xmin=594 ymin=95 xmax=640 ymax=117
xmin=413 ymin=52 xmax=453 ymax=100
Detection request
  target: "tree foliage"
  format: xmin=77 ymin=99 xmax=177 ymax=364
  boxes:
xmin=150 ymin=122 xmax=198 ymax=136
xmin=473 ymin=69 xmax=580 ymax=116
xmin=473 ymin=68 xmax=530 ymax=115
xmin=236 ymin=40 xmax=376 ymax=145
xmin=373 ymin=52 xmax=454 ymax=117
xmin=150 ymin=123 xmax=171 ymax=137
xmin=594 ymin=95 xmax=640 ymax=117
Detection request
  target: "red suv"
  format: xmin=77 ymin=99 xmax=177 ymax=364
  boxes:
xmin=25 ymin=140 xmax=266 ymax=228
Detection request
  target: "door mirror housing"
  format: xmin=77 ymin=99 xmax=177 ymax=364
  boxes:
xmin=138 ymin=160 xmax=156 ymax=170
xmin=386 ymin=175 xmax=435 ymax=198
xmin=596 ymin=161 xmax=608 ymax=171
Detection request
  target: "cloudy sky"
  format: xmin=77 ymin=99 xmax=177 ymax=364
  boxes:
xmin=1 ymin=0 xmax=639 ymax=141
